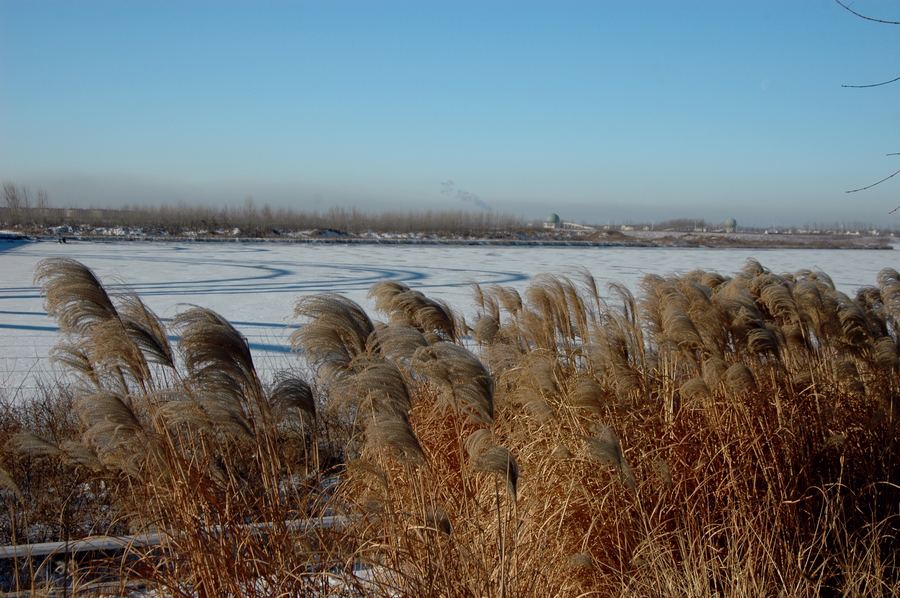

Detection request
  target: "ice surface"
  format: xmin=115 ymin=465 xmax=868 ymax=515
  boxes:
xmin=0 ymin=239 xmax=894 ymax=395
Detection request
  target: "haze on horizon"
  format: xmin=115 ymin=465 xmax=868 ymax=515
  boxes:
xmin=1 ymin=0 xmax=899 ymax=228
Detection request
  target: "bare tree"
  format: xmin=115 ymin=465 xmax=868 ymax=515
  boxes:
xmin=36 ymin=188 xmax=49 ymax=210
xmin=20 ymin=186 xmax=30 ymax=212
xmin=243 ymin=196 xmax=257 ymax=233
xmin=835 ymin=0 xmax=900 ymax=213
xmin=2 ymin=182 xmax=22 ymax=226
xmin=3 ymin=182 xmax=20 ymax=210
xmin=36 ymin=188 xmax=50 ymax=226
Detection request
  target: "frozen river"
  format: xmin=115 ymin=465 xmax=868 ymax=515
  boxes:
xmin=1 ymin=239 xmax=895 ymax=394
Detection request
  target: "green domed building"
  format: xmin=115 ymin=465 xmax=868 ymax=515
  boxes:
xmin=544 ymin=213 xmax=562 ymax=229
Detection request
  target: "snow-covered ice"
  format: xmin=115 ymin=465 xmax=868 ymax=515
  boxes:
xmin=0 ymin=239 xmax=894 ymax=394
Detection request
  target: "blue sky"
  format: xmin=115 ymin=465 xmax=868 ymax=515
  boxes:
xmin=1 ymin=0 xmax=899 ymax=226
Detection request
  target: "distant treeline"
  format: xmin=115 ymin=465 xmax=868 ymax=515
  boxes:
xmin=0 ymin=183 xmax=523 ymax=235
xmin=0 ymin=205 xmax=525 ymax=236
xmin=3 ymin=182 xmax=897 ymax=236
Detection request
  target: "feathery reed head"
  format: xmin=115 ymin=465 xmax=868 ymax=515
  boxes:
xmin=370 ymin=282 xmax=459 ymax=340
xmin=118 ymin=293 xmax=175 ymax=369
xmin=570 ymin=376 xmax=608 ymax=414
xmin=50 ymin=343 xmax=101 ymax=387
xmin=680 ymin=377 xmax=711 ymax=402
xmin=413 ymin=342 xmax=494 ymax=425
xmin=584 ymin=425 xmax=636 ymax=490
xmin=292 ymin=294 xmax=374 ymax=379
xmin=343 ymin=357 xmax=413 ymax=416
xmin=701 ymin=356 xmax=728 ymax=389
xmin=366 ymin=322 xmax=429 ymax=362
xmin=34 ymin=258 xmax=119 ymax=334
xmin=0 ymin=468 xmax=23 ymax=502
xmin=270 ymin=374 xmax=316 ymax=422
xmin=465 ymin=430 xmax=519 ymax=499
xmin=724 ymin=362 xmax=757 ymax=395
xmin=364 ymin=410 xmax=425 ymax=466
xmin=175 ymin=306 xmax=263 ymax=406
xmin=473 ymin=314 xmax=500 ymax=344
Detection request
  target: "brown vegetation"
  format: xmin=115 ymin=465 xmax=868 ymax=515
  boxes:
xmin=1 ymin=258 xmax=898 ymax=596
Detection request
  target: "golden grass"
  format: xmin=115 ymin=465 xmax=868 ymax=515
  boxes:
xmin=1 ymin=258 xmax=897 ymax=596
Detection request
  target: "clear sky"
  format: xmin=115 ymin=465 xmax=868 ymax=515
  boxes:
xmin=1 ymin=0 xmax=899 ymax=226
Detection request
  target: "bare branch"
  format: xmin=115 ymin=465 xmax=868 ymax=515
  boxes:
xmin=835 ymin=0 xmax=900 ymax=25
xmin=834 ymin=2 xmax=900 ymax=212
xmin=845 ymin=167 xmax=900 ymax=193
xmin=842 ymin=74 xmax=900 ymax=88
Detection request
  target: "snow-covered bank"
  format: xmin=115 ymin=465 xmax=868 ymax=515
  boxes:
xmin=29 ymin=231 xmax=895 ymax=250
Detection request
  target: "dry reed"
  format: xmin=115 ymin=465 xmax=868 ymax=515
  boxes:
xmin=2 ymin=257 xmax=897 ymax=596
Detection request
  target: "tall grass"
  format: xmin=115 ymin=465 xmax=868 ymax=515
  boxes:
xmin=3 ymin=258 xmax=898 ymax=596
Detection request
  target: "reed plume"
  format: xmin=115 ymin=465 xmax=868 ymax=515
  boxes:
xmin=412 ymin=342 xmax=494 ymax=425
xmin=0 ymin=468 xmax=22 ymax=502
xmin=701 ymin=356 xmax=728 ymax=389
xmin=369 ymin=281 xmax=458 ymax=340
xmin=34 ymin=258 xmax=119 ymax=334
xmin=118 ymin=293 xmax=175 ymax=369
xmin=174 ymin=306 xmax=269 ymax=436
xmin=364 ymin=410 xmax=425 ymax=466
xmin=270 ymin=375 xmax=316 ymax=423
xmin=465 ymin=429 xmax=519 ymax=499
xmin=365 ymin=321 xmax=429 ymax=363
xmin=340 ymin=357 xmax=412 ymax=416
xmin=473 ymin=314 xmax=500 ymax=345
xmin=584 ymin=425 xmax=636 ymax=490
xmin=291 ymin=293 xmax=374 ymax=380
xmin=724 ymin=362 xmax=757 ymax=395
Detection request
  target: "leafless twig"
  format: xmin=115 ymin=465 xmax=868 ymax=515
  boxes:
xmin=842 ymin=74 xmax=900 ymax=88
xmin=845 ymin=167 xmax=900 ymax=193
xmin=835 ymin=0 xmax=900 ymax=25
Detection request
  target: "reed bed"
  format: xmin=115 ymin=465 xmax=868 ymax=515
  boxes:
xmin=1 ymin=258 xmax=897 ymax=596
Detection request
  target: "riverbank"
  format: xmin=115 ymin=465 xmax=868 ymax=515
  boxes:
xmin=14 ymin=230 xmax=895 ymax=250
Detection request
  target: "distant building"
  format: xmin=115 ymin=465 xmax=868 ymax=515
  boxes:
xmin=544 ymin=213 xmax=562 ymax=229
xmin=724 ymin=218 xmax=737 ymax=233
xmin=540 ymin=213 xmax=596 ymax=232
